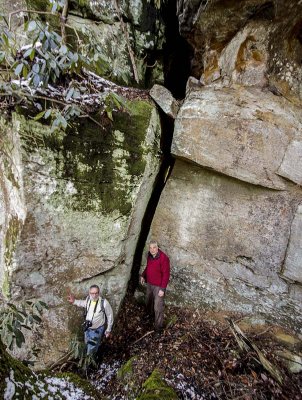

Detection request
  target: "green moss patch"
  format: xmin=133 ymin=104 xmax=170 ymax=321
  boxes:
xmin=117 ymin=356 xmax=136 ymax=381
xmin=56 ymin=372 xmax=100 ymax=398
xmin=4 ymin=216 xmax=22 ymax=272
xmin=137 ymin=369 xmax=178 ymax=400
xmin=25 ymin=0 xmax=48 ymax=12
xmin=0 ymin=339 xmax=38 ymax=398
xmin=15 ymin=97 xmax=155 ymax=215
xmin=0 ymin=340 xmax=98 ymax=399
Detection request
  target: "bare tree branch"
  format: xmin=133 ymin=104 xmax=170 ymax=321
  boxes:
xmin=112 ymin=0 xmax=139 ymax=84
xmin=60 ymin=0 xmax=69 ymax=44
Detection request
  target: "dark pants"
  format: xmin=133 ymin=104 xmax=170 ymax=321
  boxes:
xmin=146 ymin=284 xmax=164 ymax=331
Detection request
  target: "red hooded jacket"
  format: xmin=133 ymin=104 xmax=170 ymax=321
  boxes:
xmin=141 ymin=249 xmax=170 ymax=289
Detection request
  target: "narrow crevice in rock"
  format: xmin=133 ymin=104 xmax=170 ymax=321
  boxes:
xmin=128 ymin=112 xmax=174 ymax=292
xmin=161 ymin=0 xmax=193 ymax=99
xmin=128 ymin=2 xmax=193 ymax=291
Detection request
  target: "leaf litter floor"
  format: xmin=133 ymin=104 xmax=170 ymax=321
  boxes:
xmin=87 ymin=294 xmax=302 ymax=399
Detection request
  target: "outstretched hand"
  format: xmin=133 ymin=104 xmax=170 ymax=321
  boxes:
xmin=140 ymin=276 xmax=145 ymax=285
xmin=67 ymin=293 xmax=75 ymax=304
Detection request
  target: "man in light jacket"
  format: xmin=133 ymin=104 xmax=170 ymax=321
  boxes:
xmin=140 ymin=240 xmax=170 ymax=332
xmin=68 ymin=285 xmax=113 ymax=355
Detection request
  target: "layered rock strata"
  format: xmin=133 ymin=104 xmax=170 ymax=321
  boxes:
xmin=148 ymin=0 xmax=302 ymax=332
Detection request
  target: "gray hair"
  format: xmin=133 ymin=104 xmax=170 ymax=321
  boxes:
xmin=89 ymin=285 xmax=100 ymax=293
xmin=149 ymin=240 xmax=158 ymax=246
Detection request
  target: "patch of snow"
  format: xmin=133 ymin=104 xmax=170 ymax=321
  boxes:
xmin=4 ymin=370 xmax=94 ymax=399
xmin=4 ymin=371 xmax=16 ymax=400
xmin=166 ymin=370 xmax=209 ymax=400
xmin=90 ymin=361 xmax=121 ymax=391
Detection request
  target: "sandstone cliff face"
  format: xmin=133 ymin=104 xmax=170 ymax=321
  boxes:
xmin=148 ymin=0 xmax=302 ymax=332
xmin=1 ymin=0 xmax=302 ymax=366
xmin=65 ymin=0 xmax=165 ymax=87
xmin=177 ymin=0 xmax=302 ymax=103
xmin=0 ymin=0 xmax=166 ymax=365
xmin=1 ymin=100 xmax=161 ymax=365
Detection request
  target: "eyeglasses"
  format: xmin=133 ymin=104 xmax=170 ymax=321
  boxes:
xmin=90 ymin=292 xmax=99 ymax=295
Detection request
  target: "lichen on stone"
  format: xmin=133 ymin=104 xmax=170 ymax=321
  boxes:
xmin=3 ymin=215 xmax=23 ymax=297
xmin=14 ymin=96 xmax=156 ymax=217
xmin=4 ymin=216 xmax=22 ymax=268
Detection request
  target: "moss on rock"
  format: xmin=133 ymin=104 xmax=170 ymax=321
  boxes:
xmin=25 ymin=0 xmax=48 ymax=12
xmin=15 ymin=96 xmax=156 ymax=216
xmin=56 ymin=372 xmax=100 ymax=398
xmin=117 ymin=356 xmax=136 ymax=381
xmin=137 ymin=369 xmax=178 ymax=400
xmin=4 ymin=216 xmax=22 ymax=269
xmin=0 ymin=339 xmax=98 ymax=398
xmin=3 ymin=216 xmax=23 ymax=299
xmin=0 ymin=340 xmax=31 ymax=397
xmin=2 ymin=271 xmax=10 ymax=299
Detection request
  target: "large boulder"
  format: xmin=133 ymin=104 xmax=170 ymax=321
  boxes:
xmin=25 ymin=0 xmax=165 ymax=87
xmin=172 ymin=86 xmax=302 ymax=189
xmin=23 ymin=0 xmax=165 ymax=87
xmin=0 ymin=96 xmax=162 ymax=365
xmin=152 ymin=78 xmax=302 ymax=333
xmin=67 ymin=14 xmax=164 ymax=87
xmin=146 ymin=0 xmax=302 ymax=332
xmin=148 ymin=159 xmax=302 ymax=331
xmin=282 ymin=204 xmax=302 ymax=283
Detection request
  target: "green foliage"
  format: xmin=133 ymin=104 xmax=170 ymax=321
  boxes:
xmin=68 ymin=334 xmax=97 ymax=370
xmin=0 ymin=0 xmax=125 ymax=133
xmin=0 ymin=300 xmax=47 ymax=353
xmin=11 ymin=23 xmax=86 ymax=87
xmin=104 ymin=92 xmax=127 ymax=121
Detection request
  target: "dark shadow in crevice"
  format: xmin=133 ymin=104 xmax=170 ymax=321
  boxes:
xmin=128 ymin=0 xmax=192 ymax=292
xmin=161 ymin=0 xmax=193 ymax=99
xmin=128 ymin=111 xmax=175 ymax=293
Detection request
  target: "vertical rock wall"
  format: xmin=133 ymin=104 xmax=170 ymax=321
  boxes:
xmin=148 ymin=0 xmax=302 ymax=332
xmin=0 ymin=118 xmax=26 ymax=300
xmin=0 ymin=98 xmax=162 ymax=365
xmin=0 ymin=0 xmax=166 ymax=365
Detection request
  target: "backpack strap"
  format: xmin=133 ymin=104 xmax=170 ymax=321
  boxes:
xmin=85 ymin=297 xmax=99 ymax=323
xmin=85 ymin=296 xmax=90 ymax=318
xmin=100 ymin=298 xmax=105 ymax=313
xmin=99 ymin=298 xmax=107 ymax=326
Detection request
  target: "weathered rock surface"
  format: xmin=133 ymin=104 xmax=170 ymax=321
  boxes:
xmin=67 ymin=0 xmax=164 ymax=87
xmin=177 ymin=0 xmax=302 ymax=102
xmin=145 ymin=0 xmax=302 ymax=333
xmin=0 ymin=118 xmax=26 ymax=299
xmin=148 ymin=160 xmax=302 ymax=331
xmin=282 ymin=204 xmax=302 ymax=283
xmin=150 ymin=84 xmax=180 ymax=118
xmin=172 ymin=86 xmax=302 ymax=189
xmin=276 ymin=349 xmax=302 ymax=373
xmin=1 ymin=0 xmax=302 ymax=364
xmin=0 ymin=98 xmax=162 ymax=365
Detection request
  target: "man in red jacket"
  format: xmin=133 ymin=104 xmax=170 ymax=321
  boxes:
xmin=140 ymin=240 xmax=170 ymax=332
